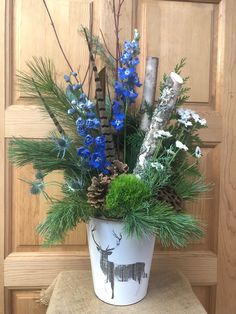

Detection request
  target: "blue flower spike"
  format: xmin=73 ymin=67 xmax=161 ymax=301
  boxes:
xmin=111 ymin=29 xmax=141 ymax=132
xmin=67 ymin=83 xmax=110 ymax=173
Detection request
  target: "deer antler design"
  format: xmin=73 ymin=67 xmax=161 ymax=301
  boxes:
xmin=91 ymin=226 xmax=101 ymax=249
xmin=112 ymin=231 xmax=122 ymax=248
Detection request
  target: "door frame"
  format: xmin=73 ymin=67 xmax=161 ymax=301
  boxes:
xmin=216 ymin=0 xmax=236 ymax=313
xmin=0 ymin=0 xmax=6 ymax=313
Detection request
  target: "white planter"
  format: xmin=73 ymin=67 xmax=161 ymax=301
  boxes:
xmin=87 ymin=217 xmax=156 ymax=305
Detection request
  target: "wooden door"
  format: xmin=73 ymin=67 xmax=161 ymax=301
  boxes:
xmin=1 ymin=0 xmax=236 ymax=313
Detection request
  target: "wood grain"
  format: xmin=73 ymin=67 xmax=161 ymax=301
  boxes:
xmin=216 ymin=0 xmax=236 ymax=313
xmin=13 ymin=0 xmax=91 ymax=104
xmin=193 ymin=287 xmax=210 ymax=313
xmin=168 ymin=0 xmax=220 ymax=3
xmin=0 ymin=1 xmax=5 ymax=313
xmin=5 ymin=104 xmax=222 ymax=144
xmin=12 ymin=291 xmax=46 ymax=314
xmin=11 ymin=164 xmax=87 ymax=250
xmin=0 ymin=0 xmax=5 ymax=312
xmin=137 ymin=0 xmax=215 ymax=103
xmin=4 ymin=251 xmax=217 ymax=288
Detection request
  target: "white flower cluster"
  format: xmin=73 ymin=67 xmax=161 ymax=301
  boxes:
xmin=177 ymin=108 xmax=207 ymax=127
xmin=175 ymin=140 xmax=202 ymax=159
xmin=151 ymin=162 xmax=164 ymax=170
xmin=155 ymin=130 xmax=172 ymax=139
xmin=175 ymin=140 xmax=188 ymax=151
xmin=195 ymin=146 xmax=202 ymax=158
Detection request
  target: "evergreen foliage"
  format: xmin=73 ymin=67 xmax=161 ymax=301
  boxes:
xmin=9 ymin=136 xmax=82 ymax=176
xmin=36 ymin=190 xmax=94 ymax=245
xmin=160 ymin=58 xmax=190 ymax=109
xmin=123 ymin=201 xmax=204 ymax=247
xmin=126 ymin=130 xmax=145 ymax=171
xmin=17 ymin=57 xmax=77 ymax=137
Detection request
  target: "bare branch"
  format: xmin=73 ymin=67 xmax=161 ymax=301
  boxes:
xmin=42 ymin=0 xmax=78 ymax=82
xmin=99 ymin=28 xmax=116 ymax=60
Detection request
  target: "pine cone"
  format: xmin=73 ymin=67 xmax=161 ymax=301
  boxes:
xmin=108 ymin=159 xmax=129 ymax=175
xmin=87 ymin=160 xmax=129 ymax=209
xmin=156 ymin=187 xmax=183 ymax=212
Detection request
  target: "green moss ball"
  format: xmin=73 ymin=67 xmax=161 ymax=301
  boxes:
xmin=105 ymin=174 xmax=151 ymax=218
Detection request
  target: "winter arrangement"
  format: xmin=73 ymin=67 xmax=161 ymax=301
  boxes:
xmin=9 ymin=0 xmax=210 ymax=305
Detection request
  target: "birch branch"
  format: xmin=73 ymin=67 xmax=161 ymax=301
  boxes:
xmin=140 ymin=56 xmax=159 ymax=132
xmin=133 ymin=72 xmax=183 ymax=177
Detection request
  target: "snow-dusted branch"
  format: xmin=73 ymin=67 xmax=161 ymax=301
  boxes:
xmin=140 ymin=56 xmax=159 ymax=132
xmin=134 ymin=72 xmax=183 ymax=177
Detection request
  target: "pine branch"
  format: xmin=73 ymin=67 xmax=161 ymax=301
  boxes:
xmin=123 ymin=201 xmax=204 ymax=248
xmin=160 ymin=59 xmax=190 ymax=110
xmin=9 ymin=137 xmax=81 ymax=176
xmin=36 ymin=191 xmax=94 ymax=245
xmin=174 ymin=177 xmax=211 ymax=200
xmin=17 ymin=57 xmax=77 ymax=134
xmin=174 ymin=58 xmax=187 ymax=75
xmin=126 ymin=130 xmax=145 ymax=171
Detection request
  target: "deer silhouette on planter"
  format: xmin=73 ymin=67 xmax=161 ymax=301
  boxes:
xmin=91 ymin=226 xmax=147 ymax=299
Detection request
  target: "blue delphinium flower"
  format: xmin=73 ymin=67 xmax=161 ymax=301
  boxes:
xmin=111 ymin=118 xmax=124 ymax=131
xmin=90 ymin=152 xmax=110 ymax=174
xmin=72 ymin=83 xmax=81 ymax=91
xmin=111 ymin=29 xmax=141 ymax=131
xmin=71 ymin=71 xmax=77 ymax=77
xmin=64 ymin=74 xmax=70 ymax=83
xmin=77 ymin=147 xmax=90 ymax=158
xmin=67 ymin=108 xmax=76 ymax=115
xmin=85 ymin=119 xmax=95 ymax=129
xmin=95 ymin=136 xmax=106 ymax=149
xmin=86 ymin=100 xmax=95 ymax=110
xmin=86 ymin=111 xmax=96 ymax=118
xmin=76 ymin=117 xmax=85 ymax=127
xmin=84 ymin=134 xmax=94 ymax=146
xmin=118 ymin=67 xmax=135 ymax=80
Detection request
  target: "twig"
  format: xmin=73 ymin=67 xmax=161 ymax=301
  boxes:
xmin=88 ymin=1 xmax=94 ymax=97
xmin=42 ymin=0 xmax=78 ymax=82
xmin=88 ymin=55 xmax=95 ymax=98
xmin=99 ymin=28 xmax=116 ymax=60
xmin=81 ymin=63 xmax=90 ymax=87
xmin=112 ymin=0 xmax=124 ymax=79
xmin=112 ymin=0 xmax=118 ymax=80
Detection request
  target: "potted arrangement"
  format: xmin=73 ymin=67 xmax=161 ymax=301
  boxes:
xmin=9 ymin=0 xmax=209 ymax=306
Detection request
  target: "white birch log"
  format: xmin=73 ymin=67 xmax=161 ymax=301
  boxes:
xmin=133 ymin=72 xmax=183 ymax=177
xmin=140 ymin=56 xmax=159 ymax=132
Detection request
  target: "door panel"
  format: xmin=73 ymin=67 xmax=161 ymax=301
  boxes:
xmin=138 ymin=1 xmax=215 ymax=103
xmin=12 ymin=291 xmax=46 ymax=314
xmin=1 ymin=0 xmax=235 ymax=313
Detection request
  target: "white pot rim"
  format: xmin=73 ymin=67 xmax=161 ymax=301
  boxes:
xmin=89 ymin=216 xmax=123 ymax=223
